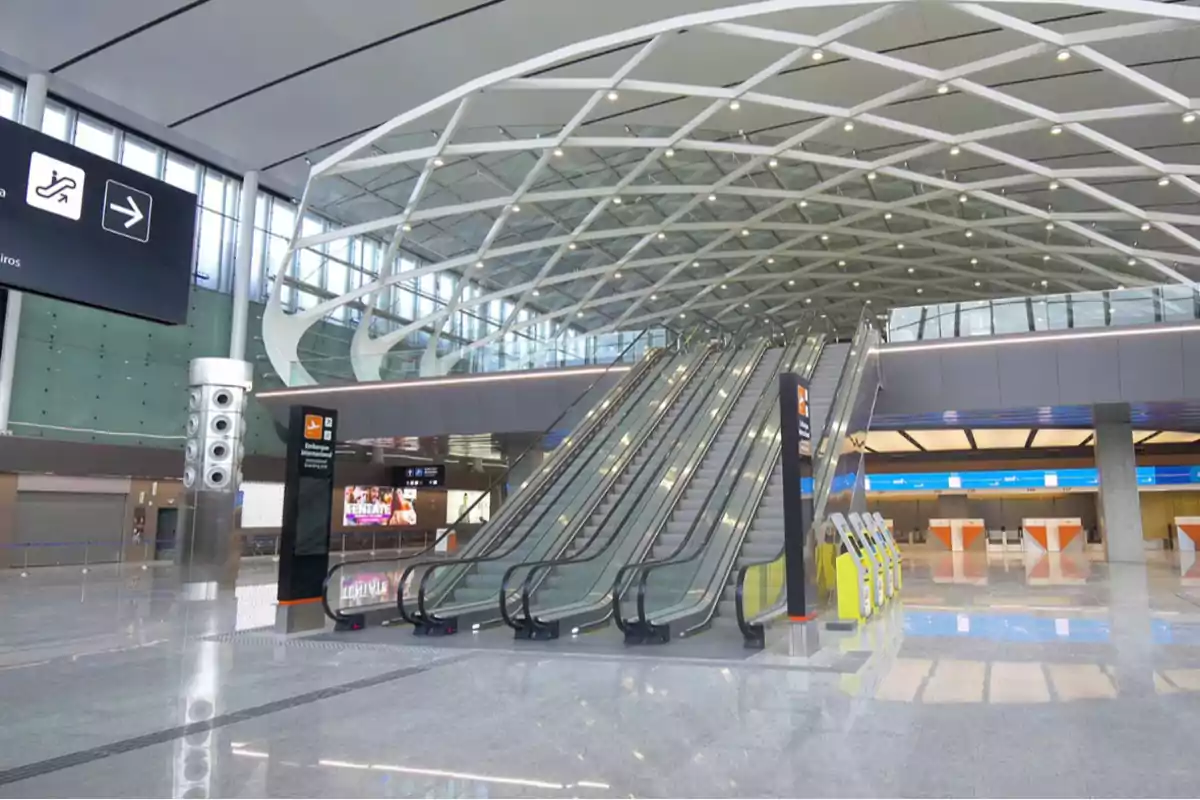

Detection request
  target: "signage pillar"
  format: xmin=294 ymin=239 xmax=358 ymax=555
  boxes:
xmin=0 ymin=73 xmax=47 ymax=433
xmin=276 ymin=404 xmax=338 ymax=633
xmin=778 ymin=371 xmax=815 ymax=620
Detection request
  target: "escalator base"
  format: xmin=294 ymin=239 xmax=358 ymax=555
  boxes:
xmin=413 ymin=617 xmax=459 ymax=636
xmin=334 ymin=614 xmax=366 ymax=632
xmin=623 ymin=621 xmax=670 ymax=645
xmin=513 ymin=619 xmax=560 ymax=641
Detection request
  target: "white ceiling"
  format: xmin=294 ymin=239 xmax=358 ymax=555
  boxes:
xmin=3 ymin=0 xmax=1200 ymax=357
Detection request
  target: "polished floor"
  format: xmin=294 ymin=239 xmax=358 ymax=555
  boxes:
xmin=3 ymin=549 xmax=1200 ymax=797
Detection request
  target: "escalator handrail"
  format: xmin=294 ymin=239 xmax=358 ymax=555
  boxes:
xmin=404 ymin=343 xmax=716 ymax=626
xmin=734 ymin=313 xmax=875 ymax=640
xmin=502 ymin=342 xmax=768 ymax=632
xmin=321 ymin=329 xmax=655 ymax=625
xmin=623 ymin=336 xmax=815 ymax=632
xmin=609 ymin=335 xmax=816 ymax=633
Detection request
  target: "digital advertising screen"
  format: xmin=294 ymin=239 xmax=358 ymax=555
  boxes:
xmin=447 ymin=489 xmax=491 ymax=525
xmin=342 ymin=486 xmax=419 ymax=527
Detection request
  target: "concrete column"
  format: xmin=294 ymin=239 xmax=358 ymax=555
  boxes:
xmin=229 ymin=171 xmax=259 ymax=361
xmin=1094 ymin=403 xmax=1144 ymax=563
xmin=0 ymin=73 xmax=48 ymax=433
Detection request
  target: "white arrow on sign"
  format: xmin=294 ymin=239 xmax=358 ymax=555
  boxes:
xmin=108 ymin=196 xmax=144 ymax=229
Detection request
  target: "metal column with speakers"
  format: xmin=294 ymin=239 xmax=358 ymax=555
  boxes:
xmin=178 ymin=357 xmax=253 ymax=595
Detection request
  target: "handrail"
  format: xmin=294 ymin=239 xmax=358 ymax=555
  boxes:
xmin=734 ymin=311 xmax=876 ymax=643
xmin=618 ymin=336 xmax=811 ymax=637
xmin=320 ymin=329 xmax=655 ymax=625
xmin=500 ymin=341 xmax=766 ymax=636
xmin=401 ymin=341 xmax=714 ymax=629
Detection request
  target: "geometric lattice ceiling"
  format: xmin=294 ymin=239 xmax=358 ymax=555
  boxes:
xmin=266 ymin=0 xmax=1200 ymax=384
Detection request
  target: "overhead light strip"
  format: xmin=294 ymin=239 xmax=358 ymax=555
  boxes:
xmin=257 ymin=365 xmax=631 ymax=398
xmin=877 ymin=322 xmax=1200 ymax=355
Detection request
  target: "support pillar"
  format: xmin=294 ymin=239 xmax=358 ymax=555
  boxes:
xmin=229 ymin=171 xmax=258 ymax=362
xmin=1094 ymin=403 xmax=1144 ymax=564
xmin=0 ymin=73 xmax=48 ymax=433
xmin=178 ymin=358 xmax=253 ymax=595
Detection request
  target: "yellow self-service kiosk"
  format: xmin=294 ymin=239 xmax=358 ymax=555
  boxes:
xmin=830 ymin=512 xmax=874 ymax=622
xmin=871 ymin=511 xmax=903 ymax=592
xmin=848 ymin=512 xmax=889 ymax=606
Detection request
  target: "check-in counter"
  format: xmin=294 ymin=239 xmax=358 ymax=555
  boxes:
xmin=1021 ymin=517 xmax=1083 ymax=555
xmin=928 ymin=518 xmax=986 ymax=551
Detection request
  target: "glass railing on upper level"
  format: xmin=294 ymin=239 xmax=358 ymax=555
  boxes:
xmin=887 ymin=284 xmax=1200 ymax=344
xmin=289 ymin=328 xmax=679 ymax=385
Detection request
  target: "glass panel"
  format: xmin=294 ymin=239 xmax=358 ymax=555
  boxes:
xmin=41 ymin=104 xmax=69 ymax=141
xmin=1161 ymin=285 xmax=1196 ymax=322
xmin=1110 ymin=287 xmax=1155 ymax=327
xmin=164 ymin=155 xmax=199 ymax=194
xmin=992 ymin=297 xmax=1029 ymax=335
xmin=0 ymin=83 xmax=15 ymax=120
xmin=1032 ymin=293 xmax=1069 ymax=331
xmin=888 ymin=306 xmax=922 ymax=342
xmin=1071 ymin=290 xmax=1106 ymax=328
xmin=121 ymin=136 xmax=161 ymax=177
xmin=74 ymin=116 xmax=116 ymax=159
xmin=958 ymin=300 xmax=991 ymax=337
xmin=194 ymin=209 xmax=224 ymax=290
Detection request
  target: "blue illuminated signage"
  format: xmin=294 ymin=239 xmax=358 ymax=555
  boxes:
xmin=842 ymin=465 xmax=1200 ymax=493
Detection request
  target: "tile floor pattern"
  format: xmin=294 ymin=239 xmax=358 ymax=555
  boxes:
xmin=2 ymin=550 xmax=1200 ymax=797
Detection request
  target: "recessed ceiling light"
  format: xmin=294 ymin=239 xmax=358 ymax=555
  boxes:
xmin=1184 ymin=112 xmax=1197 ymax=124
xmin=916 ymin=288 xmax=923 ymax=294
xmin=693 ymin=260 xmax=701 ymax=267
xmin=820 ymin=233 xmax=830 ymax=241
xmin=665 ymin=148 xmax=675 ymax=157
xmin=838 ymin=260 xmax=847 ymax=266
xmin=959 ymin=193 xmax=968 ymax=203
xmin=884 ymin=212 xmax=893 ymax=220
xmin=741 ymin=229 xmax=750 ymax=237
xmin=1042 ymin=254 xmax=1051 ymax=261
xmin=907 ymin=266 xmax=915 ymax=273
xmin=768 ymin=158 xmax=779 ymax=168
xmin=1041 ymin=279 xmax=1049 ymax=286
xmin=811 ymin=50 xmax=824 ymax=61
xmin=532 ymin=289 xmax=540 ymax=296
xmin=475 ymin=260 xmax=484 ymax=268
xmin=897 ymin=242 xmax=905 ymax=249
xmin=657 ymin=232 xmax=666 ymax=240
xmin=1127 ymin=257 xmax=1136 ymax=266
xmin=568 ymin=242 xmax=577 ymax=250
xmin=843 ymin=120 xmax=855 ymax=132
xmin=577 ymin=310 xmax=585 ymax=317
xmin=651 ymin=294 xmax=658 ymax=300
xmin=1050 ymin=125 xmax=1063 ymax=135
xmin=820 ymin=313 xmax=827 ymax=318
xmin=721 ymin=284 xmax=727 ymax=289
xmin=402 ymin=223 xmax=412 ymax=232
xmin=950 ymin=146 xmax=961 ymax=156
xmin=1158 ymin=175 xmax=1171 ymax=187
xmin=853 ymin=280 xmax=861 ymax=287
xmin=730 ymin=100 xmax=741 ymax=111
xmin=1117 ymin=284 xmax=1126 ymax=290
xmin=615 ymin=271 xmax=623 ymax=279
xmin=511 ymin=204 xmax=521 ymax=213
xmin=799 ymin=200 xmax=808 ymax=208
xmin=970 ymin=258 xmax=978 ymax=265
xmin=1049 ymin=180 xmax=1059 ymax=190
xmin=974 ymin=280 xmax=981 ymax=287
xmin=1056 ymin=48 xmax=1071 ymax=62
xmin=937 ymin=83 xmax=949 ymax=95
xmin=867 ymin=171 xmax=877 ymax=180
xmin=607 ymin=90 xmax=619 ymax=101
xmin=743 ymin=303 xmax=750 ymax=308
xmin=1045 ymin=222 xmax=1055 ymax=230
xmin=1141 ymin=221 xmax=1152 ymax=231
xmin=433 ymin=157 xmax=445 ymax=167
xmin=767 ymin=257 xmax=775 ymax=264
xmin=553 ymin=148 xmax=564 ymax=157
xmin=964 ymin=230 xmax=973 ymax=238
xmin=708 ymin=194 xmax=717 ymax=202
xmin=612 ymin=197 xmax=622 ymax=205
xmin=865 ymin=299 xmax=872 ymax=304
xmin=789 ymin=280 xmax=796 ymax=286
xmin=679 ymin=313 xmax=686 ymax=319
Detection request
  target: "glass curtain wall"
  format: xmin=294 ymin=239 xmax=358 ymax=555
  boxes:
xmin=0 ymin=74 xmax=633 ymax=364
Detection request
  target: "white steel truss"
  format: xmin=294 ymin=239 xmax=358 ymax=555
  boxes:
xmin=265 ymin=0 xmax=1200 ymax=384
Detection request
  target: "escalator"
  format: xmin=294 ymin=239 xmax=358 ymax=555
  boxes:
xmin=736 ymin=314 xmax=882 ymax=647
xmin=400 ymin=343 xmax=724 ymax=634
xmin=501 ymin=339 xmax=774 ymax=639
xmin=614 ymin=334 xmax=824 ymax=643
xmin=321 ymin=334 xmax=667 ymax=629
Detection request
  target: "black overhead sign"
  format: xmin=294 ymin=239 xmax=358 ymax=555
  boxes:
xmin=0 ymin=115 xmax=196 ymax=325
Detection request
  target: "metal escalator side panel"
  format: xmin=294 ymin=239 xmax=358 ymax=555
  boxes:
xmin=417 ymin=345 xmax=719 ymax=630
xmin=324 ymin=344 xmax=669 ymax=626
xmin=406 ymin=347 xmax=692 ymax=626
xmin=614 ymin=335 xmax=820 ymax=642
xmin=627 ymin=336 xmax=818 ymax=641
xmin=521 ymin=342 xmax=771 ymax=635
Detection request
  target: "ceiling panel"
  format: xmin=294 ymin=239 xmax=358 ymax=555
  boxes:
xmin=971 ymin=428 xmax=1032 ymax=449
